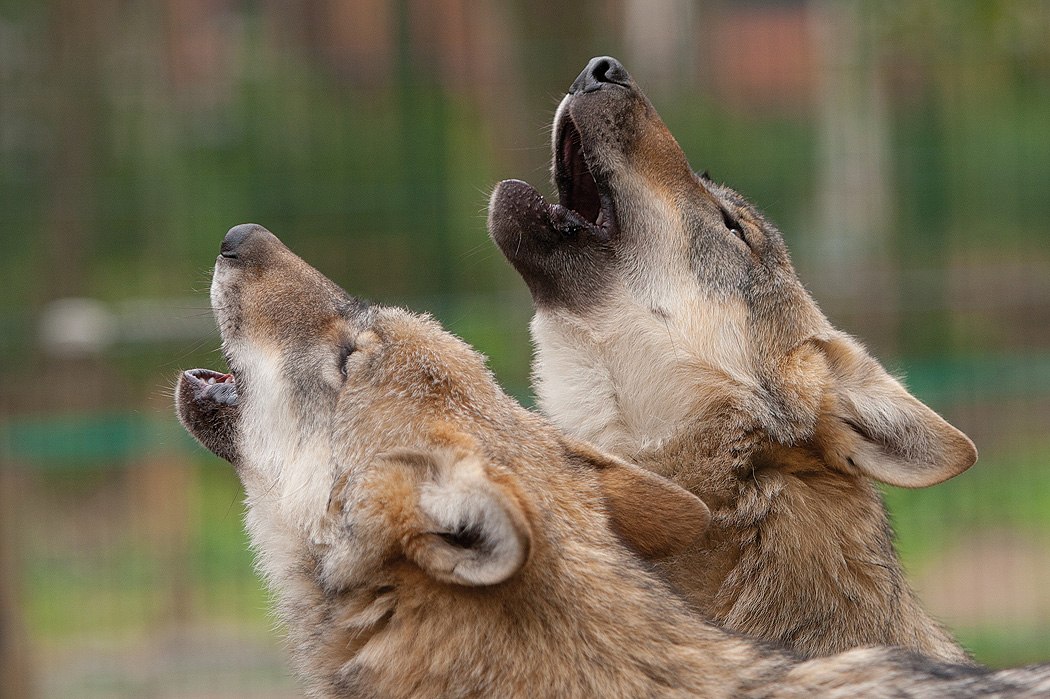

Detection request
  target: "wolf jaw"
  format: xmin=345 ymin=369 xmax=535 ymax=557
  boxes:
xmin=489 ymin=56 xmax=977 ymax=663
xmin=175 ymin=368 xmax=238 ymax=462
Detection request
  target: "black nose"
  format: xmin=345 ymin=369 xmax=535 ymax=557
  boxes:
xmin=220 ymin=223 xmax=269 ymax=259
xmin=569 ymin=56 xmax=633 ymax=95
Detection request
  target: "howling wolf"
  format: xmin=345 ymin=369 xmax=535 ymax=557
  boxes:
xmin=488 ymin=56 xmax=977 ymax=662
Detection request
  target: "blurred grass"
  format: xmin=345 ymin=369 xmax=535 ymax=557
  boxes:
xmin=886 ymin=443 xmax=1050 ymax=562
xmin=886 ymin=440 xmax=1050 ymax=667
xmin=22 ymin=459 xmax=270 ymax=642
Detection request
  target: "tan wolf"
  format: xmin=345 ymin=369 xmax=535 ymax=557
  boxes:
xmin=176 ymin=224 xmax=1050 ymax=697
xmin=488 ymin=56 xmax=978 ymax=663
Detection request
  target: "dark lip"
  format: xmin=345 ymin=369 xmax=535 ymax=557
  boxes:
xmin=551 ymin=104 xmax=618 ymax=241
xmin=183 ymin=368 xmax=239 ymax=406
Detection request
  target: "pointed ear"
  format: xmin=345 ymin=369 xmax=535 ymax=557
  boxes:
xmin=814 ymin=335 xmax=977 ymax=488
xmin=566 ymin=441 xmax=711 ymax=559
xmin=392 ymin=449 xmax=531 ymax=587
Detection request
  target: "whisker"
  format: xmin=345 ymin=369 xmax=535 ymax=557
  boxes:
xmin=163 ymin=336 xmax=222 ymax=365
xmin=458 ymin=242 xmax=493 ymax=260
xmin=662 ymin=314 xmax=680 ymax=364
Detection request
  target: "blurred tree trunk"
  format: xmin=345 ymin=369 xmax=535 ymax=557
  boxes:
xmin=394 ymin=0 xmax=452 ymax=293
xmin=808 ymin=0 xmax=899 ymax=355
xmin=0 ymin=468 xmax=33 ymax=699
xmin=32 ymin=2 xmax=129 ymax=416
xmin=38 ymin=0 xmax=118 ymax=305
xmin=623 ymin=0 xmax=694 ymax=95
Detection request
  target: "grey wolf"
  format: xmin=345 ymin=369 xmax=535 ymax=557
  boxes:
xmin=174 ymin=224 xmax=1050 ymax=697
xmin=488 ymin=56 xmax=978 ymax=662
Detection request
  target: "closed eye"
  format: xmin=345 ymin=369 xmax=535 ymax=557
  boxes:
xmin=721 ymin=208 xmax=748 ymax=246
xmin=338 ymin=344 xmax=356 ymax=377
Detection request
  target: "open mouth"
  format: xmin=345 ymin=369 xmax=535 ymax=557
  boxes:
xmin=489 ymin=109 xmax=618 ymax=250
xmin=552 ymin=113 xmax=617 ymax=239
xmin=182 ymin=368 xmax=239 ymax=406
xmin=176 ymin=367 xmax=240 ymax=464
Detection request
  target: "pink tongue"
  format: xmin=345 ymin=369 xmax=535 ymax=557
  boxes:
xmin=206 ymin=373 xmax=234 ymax=385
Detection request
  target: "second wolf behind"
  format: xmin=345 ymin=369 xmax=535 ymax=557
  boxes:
xmin=489 ymin=56 xmax=978 ymax=662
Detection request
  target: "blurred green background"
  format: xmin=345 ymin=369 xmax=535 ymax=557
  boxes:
xmin=2 ymin=0 xmax=1050 ymax=696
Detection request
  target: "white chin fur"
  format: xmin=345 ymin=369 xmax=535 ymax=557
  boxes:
xmin=530 ymin=291 xmax=757 ymax=455
xmin=231 ymin=343 xmax=338 ymax=584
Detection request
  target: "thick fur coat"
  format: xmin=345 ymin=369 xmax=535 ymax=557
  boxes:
xmin=489 ymin=56 xmax=977 ymax=662
xmin=174 ymin=225 xmax=1050 ymax=697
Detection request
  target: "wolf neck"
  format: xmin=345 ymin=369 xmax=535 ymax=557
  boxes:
xmin=634 ymin=421 xmax=970 ymax=664
xmin=531 ymin=310 xmax=969 ymax=662
xmin=530 ymin=298 xmax=768 ymax=455
xmin=266 ymin=520 xmax=791 ymax=698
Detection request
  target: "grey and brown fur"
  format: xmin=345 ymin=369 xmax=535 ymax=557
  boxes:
xmin=174 ymin=225 xmax=1050 ymax=698
xmin=488 ymin=56 xmax=979 ymax=662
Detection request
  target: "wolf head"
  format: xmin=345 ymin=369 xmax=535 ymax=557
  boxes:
xmin=176 ymin=224 xmax=709 ymax=592
xmin=489 ymin=56 xmax=976 ymax=489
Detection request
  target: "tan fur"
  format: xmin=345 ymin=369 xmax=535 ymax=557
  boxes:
xmin=489 ymin=56 xmax=978 ymax=662
xmin=177 ymin=225 xmax=1049 ymax=697
xmin=178 ymin=225 xmax=1050 ymax=692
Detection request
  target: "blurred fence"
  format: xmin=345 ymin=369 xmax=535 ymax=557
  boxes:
xmin=1 ymin=418 xmax=294 ymax=698
xmin=2 ymin=0 xmax=1050 ymax=695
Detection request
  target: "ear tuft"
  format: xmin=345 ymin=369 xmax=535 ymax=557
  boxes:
xmin=396 ymin=449 xmax=531 ymax=587
xmin=566 ymin=441 xmax=711 ymax=559
xmin=815 ymin=335 xmax=977 ymax=488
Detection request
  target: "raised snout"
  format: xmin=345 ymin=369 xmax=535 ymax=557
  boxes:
xmin=212 ymin=222 xmax=363 ymax=351
xmin=569 ymin=56 xmax=634 ymax=94
xmin=219 ymin=223 xmax=284 ymax=265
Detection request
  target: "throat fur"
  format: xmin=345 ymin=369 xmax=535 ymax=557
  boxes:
xmin=646 ymin=431 xmax=972 ymax=664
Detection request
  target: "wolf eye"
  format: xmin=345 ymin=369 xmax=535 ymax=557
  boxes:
xmin=721 ymin=208 xmax=747 ymax=244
